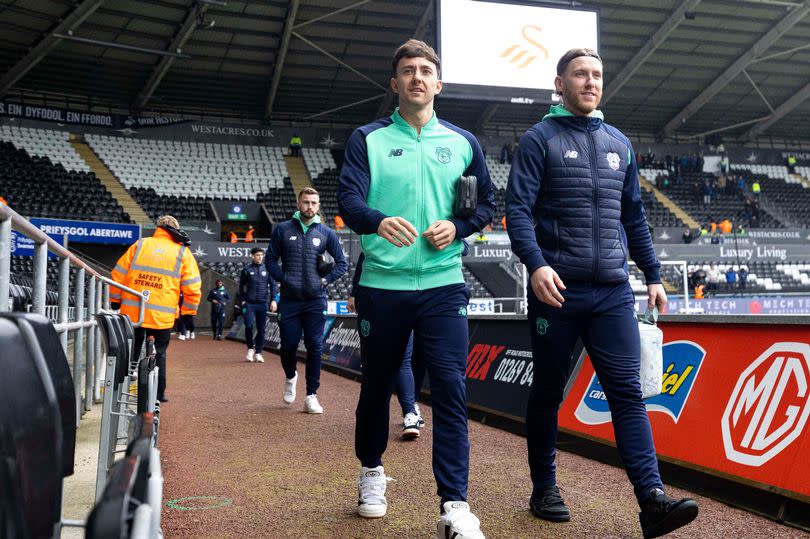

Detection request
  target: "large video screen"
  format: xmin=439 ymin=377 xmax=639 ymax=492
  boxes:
xmin=437 ymin=0 xmax=599 ymax=104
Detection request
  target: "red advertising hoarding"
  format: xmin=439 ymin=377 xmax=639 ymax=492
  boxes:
xmin=558 ymin=323 xmax=810 ymax=500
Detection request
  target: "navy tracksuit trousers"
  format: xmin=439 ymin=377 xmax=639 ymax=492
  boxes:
xmin=355 ymin=283 xmax=470 ymax=504
xmin=210 ymin=305 xmax=226 ymax=337
xmin=278 ymin=297 xmax=327 ymax=395
xmin=395 ymin=333 xmax=418 ymax=417
xmin=243 ymin=303 xmax=267 ymax=352
xmin=526 ymin=280 xmax=663 ymax=503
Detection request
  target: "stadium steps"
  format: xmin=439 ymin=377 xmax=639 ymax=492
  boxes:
xmin=284 ymin=155 xmax=312 ymax=195
xmin=638 ymin=174 xmax=699 ymax=228
xmin=661 ymin=278 xmax=679 ymax=295
xmin=70 ymin=139 xmax=153 ymax=226
xmin=791 ymin=172 xmax=810 ymax=189
xmin=464 ymin=261 xmax=518 ymax=298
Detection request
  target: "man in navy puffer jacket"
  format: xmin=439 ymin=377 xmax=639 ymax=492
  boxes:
xmin=266 ymin=187 xmax=348 ymax=414
xmin=506 ymin=48 xmax=698 ymax=539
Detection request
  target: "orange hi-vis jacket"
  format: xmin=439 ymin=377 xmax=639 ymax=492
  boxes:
xmin=111 ymin=227 xmax=201 ymax=329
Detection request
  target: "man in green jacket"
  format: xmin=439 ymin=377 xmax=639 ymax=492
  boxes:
xmin=338 ymin=39 xmax=495 ymax=539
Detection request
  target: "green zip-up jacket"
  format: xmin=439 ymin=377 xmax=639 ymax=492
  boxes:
xmin=338 ymin=108 xmax=496 ymax=290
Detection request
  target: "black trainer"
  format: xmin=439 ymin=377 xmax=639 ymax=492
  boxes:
xmin=639 ymin=488 xmax=698 ymax=538
xmin=529 ymin=485 xmax=570 ymax=522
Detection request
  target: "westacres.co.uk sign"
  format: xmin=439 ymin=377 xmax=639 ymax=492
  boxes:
xmin=30 ymin=218 xmax=140 ymax=245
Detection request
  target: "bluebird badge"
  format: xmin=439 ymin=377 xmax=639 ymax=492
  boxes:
xmin=575 ymin=341 xmax=705 ymax=425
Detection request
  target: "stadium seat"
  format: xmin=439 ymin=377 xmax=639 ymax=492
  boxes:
xmin=85 ymin=455 xmax=151 ymax=539
xmin=1 ymin=312 xmax=77 ymax=477
xmin=0 ymin=140 xmax=129 ymax=223
xmin=95 ymin=313 xmax=143 ymax=496
xmin=0 ymin=315 xmax=63 ymax=539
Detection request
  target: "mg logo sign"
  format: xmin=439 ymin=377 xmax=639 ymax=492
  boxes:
xmin=721 ymin=343 xmax=810 ymax=467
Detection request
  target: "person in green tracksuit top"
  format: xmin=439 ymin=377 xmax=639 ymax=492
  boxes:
xmin=338 ymin=39 xmax=495 ymax=539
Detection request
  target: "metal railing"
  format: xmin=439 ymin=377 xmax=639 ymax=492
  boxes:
xmin=480 ymin=260 xmax=689 ymax=315
xmin=0 ymin=203 xmax=147 ymax=424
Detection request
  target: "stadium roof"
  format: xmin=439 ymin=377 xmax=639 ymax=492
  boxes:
xmin=1 ymin=0 xmax=809 ymax=143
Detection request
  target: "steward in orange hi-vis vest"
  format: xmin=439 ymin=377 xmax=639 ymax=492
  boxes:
xmin=111 ymin=222 xmax=201 ymax=329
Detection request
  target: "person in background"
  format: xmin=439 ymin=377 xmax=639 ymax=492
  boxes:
xmin=706 ymin=263 xmax=722 ymax=295
xmin=111 ymin=215 xmax=201 ymax=403
xmin=180 ymin=305 xmax=196 ymax=340
xmin=725 ymin=266 xmax=738 ymax=291
xmin=681 ymin=228 xmax=694 ymax=244
xmin=245 ymin=225 xmax=255 ymax=243
xmin=208 ymin=278 xmax=231 ymax=340
xmin=335 ymin=214 xmax=346 ymax=231
xmin=738 ymin=266 xmax=749 ymax=290
xmin=289 ymin=134 xmax=303 ymax=157
xmin=787 ymin=154 xmax=797 ymax=173
xmin=239 ymin=247 xmax=277 ymax=364
xmin=229 ymin=230 xmax=238 ymax=243
xmin=265 ymin=187 xmax=348 ymax=414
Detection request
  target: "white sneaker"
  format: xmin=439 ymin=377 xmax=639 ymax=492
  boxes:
xmin=283 ymin=372 xmax=297 ymax=404
xmin=246 ymin=348 xmax=255 ymax=362
xmin=185 ymin=331 xmax=191 ymax=339
xmin=437 ymin=501 xmax=485 ymax=539
xmin=415 ymin=403 xmax=426 ymax=427
xmin=178 ymin=333 xmax=186 ymax=341
xmin=255 ymin=353 xmax=264 ymax=363
xmin=402 ymin=412 xmax=422 ymax=440
xmin=190 ymin=332 xmax=196 ymax=340
xmin=304 ymin=394 xmax=323 ymax=414
xmin=357 ymin=466 xmax=387 ymax=518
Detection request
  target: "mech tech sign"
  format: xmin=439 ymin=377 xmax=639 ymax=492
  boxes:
xmin=721 ymin=343 xmax=810 ymax=467
xmin=558 ymin=323 xmax=810 ymax=499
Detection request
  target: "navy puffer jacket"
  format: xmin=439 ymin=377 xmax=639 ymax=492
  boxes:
xmin=239 ymin=262 xmax=275 ymax=304
xmin=506 ymin=106 xmax=660 ymax=285
xmin=265 ymin=216 xmax=349 ymax=300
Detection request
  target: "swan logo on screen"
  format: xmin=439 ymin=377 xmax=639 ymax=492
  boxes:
xmin=499 ymin=25 xmax=549 ymax=69
xmin=574 ymin=341 xmax=705 ymax=425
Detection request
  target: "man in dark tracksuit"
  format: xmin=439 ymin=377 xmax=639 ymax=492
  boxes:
xmin=239 ymin=247 xmax=277 ymax=363
xmin=506 ymin=48 xmax=698 ymax=539
xmin=338 ymin=39 xmax=494 ymax=539
xmin=265 ymin=187 xmax=348 ymax=414
xmin=207 ymin=279 xmax=230 ymax=340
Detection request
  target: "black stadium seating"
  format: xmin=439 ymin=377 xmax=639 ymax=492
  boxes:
xmin=85 ymin=455 xmax=142 ymax=538
xmin=8 ymin=255 xmax=79 ymax=311
xmin=0 ymin=314 xmax=70 ymax=539
xmin=0 ymin=141 xmax=130 ymax=223
xmin=311 ymin=168 xmax=341 ymax=225
xmin=130 ymin=187 xmax=215 ymax=222
xmin=256 ymin=176 xmax=298 ymax=222
xmin=650 ymin=170 xmax=782 ymax=228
